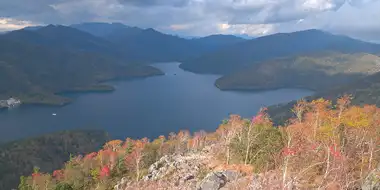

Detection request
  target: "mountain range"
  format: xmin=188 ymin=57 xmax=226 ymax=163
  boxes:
xmin=68 ymin=23 xmax=380 ymax=139
xmin=180 ymin=29 xmax=380 ymax=75
xmin=0 ymin=23 xmax=246 ymax=105
xmin=72 ymin=22 xmax=247 ymax=63
xmin=0 ymin=33 xmax=163 ymax=105
xmin=2 ymin=22 xmax=380 ymax=122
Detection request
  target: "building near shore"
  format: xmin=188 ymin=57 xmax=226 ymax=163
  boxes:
xmin=0 ymin=97 xmax=22 ymax=108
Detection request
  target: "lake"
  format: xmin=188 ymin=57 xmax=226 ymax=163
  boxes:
xmin=0 ymin=63 xmax=313 ymax=142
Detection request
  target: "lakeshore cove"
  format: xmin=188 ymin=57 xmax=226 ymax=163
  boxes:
xmin=0 ymin=63 xmax=313 ymax=142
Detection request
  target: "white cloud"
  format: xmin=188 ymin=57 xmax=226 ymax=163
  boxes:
xmin=218 ymin=23 xmax=275 ymax=36
xmin=0 ymin=18 xmax=35 ymax=31
xmin=301 ymin=0 xmax=337 ymax=10
xmin=0 ymin=0 xmax=379 ymax=41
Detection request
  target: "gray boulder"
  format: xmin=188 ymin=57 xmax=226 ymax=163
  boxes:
xmin=143 ymin=153 xmax=207 ymax=187
xmin=362 ymin=166 xmax=380 ymax=190
xmin=114 ymin=177 xmax=128 ymax=190
xmin=197 ymin=170 xmax=242 ymax=190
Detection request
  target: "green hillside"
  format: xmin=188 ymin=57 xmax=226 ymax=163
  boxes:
xmin=0 ymin=130 xmax=109 ymax=190
xmin=268 ymin=70 xmax=380 ymax=125
xmin=0 ymin=38 xmax=163 ymax=105
xmin=216 ymin=52 xmax=380 ymax=92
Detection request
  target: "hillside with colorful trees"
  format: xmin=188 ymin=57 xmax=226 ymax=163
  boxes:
xmin=19 ymin=95 xmax=380 ymax=190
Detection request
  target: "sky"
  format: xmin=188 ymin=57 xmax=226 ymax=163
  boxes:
xmin=0 ymin=0 xmax=379 ymax=42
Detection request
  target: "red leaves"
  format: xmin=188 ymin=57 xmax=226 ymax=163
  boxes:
xmin=100 ymin=165 xmax=110 ymax=178
xmin=53 ymin=170 xmax=64 ymax=179
xmin=252 ymin=114 xmax=263 ymax=124
xmin=124 ymin=138 xmax=149 ymax=167
xmin=31 ymin=172 xmax=41 ymax=180
xmin=310 ymin=143 xmax=319 ymax=151
xmin=84 ymin=152 xmax=98 ymax=160
xmin=252 ymin=107 xmax=270 ymax=125
xmin=329 ymin=144 xmax=342 ymax=159
xmin=282 ymin=147 xmax=297 ymax=156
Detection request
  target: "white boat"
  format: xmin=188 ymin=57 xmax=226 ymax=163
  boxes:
xmin=52 ymin=113 xmax=57 ymax=116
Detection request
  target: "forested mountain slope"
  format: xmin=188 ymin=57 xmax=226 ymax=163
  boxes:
xmin=180 ymin=29 xmax=380 ymax=75
xmin=216 ymin=52 xmax=380 ymax=92
xmin=0 ymin=130 xmax=109 ymax=190
xmin=72 ymin=23 xmax=247 ymax=63
xmin=268 ymin=70 xmax=380 ymax=124
xmin=0 ymin=37 xmax=162 ymax=105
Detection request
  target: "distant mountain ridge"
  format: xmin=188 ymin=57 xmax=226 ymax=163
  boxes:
xmin=2 ymin=25 xmax=119 ymax=57
xmin=70 ymin=22 xmax=132 ymax=37
xmin=71 ymin=22 xmax=248 ymax=63
xmin=180 ymin=29 xmax=380 ymax=75
xmin=17 ymin=23 xmax=248 ymax=64
xmin=0 ymin=22 xmax=248 ymax=105
xmin=191 ymin=34 xmax=246 ymax=50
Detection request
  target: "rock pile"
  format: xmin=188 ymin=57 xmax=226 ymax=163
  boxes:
xmin=362 ymin=164 xmax=380 ymax=190
xmin=143 ymin=153 xmax=208 ymax=187
xmin=114 ymin=177 xmax=128 ymax=190
xmin=197 ymin=170 xmax=241 ymax=190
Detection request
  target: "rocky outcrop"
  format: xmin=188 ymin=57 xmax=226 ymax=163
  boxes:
xmin=197 ymin=170 xmax=241 ymax=190
xmin=362 ymin=165 xmax=380 ymax=190
xmin=248 ymin=171 xmax=283 ymax=190
xmin=143 ymin=152 xmax=209 ymax=188
xmin=116 ymin=145 xmax=251 ymax=190
xmin=114 ymin=177 xmax=128 ymax=190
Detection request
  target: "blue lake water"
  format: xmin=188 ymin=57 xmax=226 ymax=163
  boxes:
xmin=0 ymin=63 xmax=313 ymax=142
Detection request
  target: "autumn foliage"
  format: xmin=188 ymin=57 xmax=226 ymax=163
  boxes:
xmin=20 ymin=95 xmax=380 ymax=189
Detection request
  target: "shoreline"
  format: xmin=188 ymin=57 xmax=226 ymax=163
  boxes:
xmin=214 ymin=82 xmax=317 ymax=93
xmin=14 ymin=71 xmax=165 ymax=108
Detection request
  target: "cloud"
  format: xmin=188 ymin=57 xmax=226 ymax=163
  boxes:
xmin=0 ymin=17 xmax=35 ymax=31
xmin=118 ymin=0 xmax=189 ymax=7
xmin=271 ymin=0 xmax=380 ymax=42
xmin=169 ymin=24 xmax=193 ymax=30
xmin=217 ymin=23 xmax=275 ymax=36
xmin=0 ymin=0 xmax=379 ymax=41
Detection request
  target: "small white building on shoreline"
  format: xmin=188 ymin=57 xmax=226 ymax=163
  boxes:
xmin=0 ymin=97 xmax=22 ymax=108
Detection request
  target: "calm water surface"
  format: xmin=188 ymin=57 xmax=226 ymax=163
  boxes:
xmin=0 ymin=63 xmax=313 ymax=142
